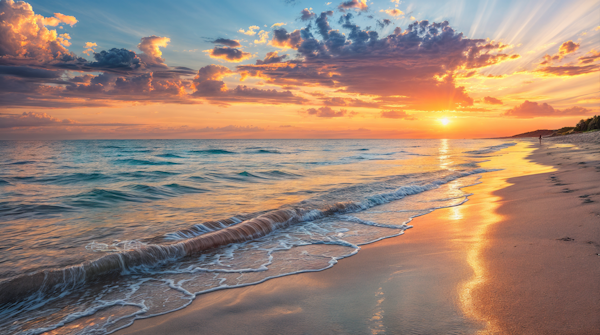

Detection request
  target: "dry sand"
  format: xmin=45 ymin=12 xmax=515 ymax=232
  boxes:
xmin=117 ymin=135 xmax=600 ymax=335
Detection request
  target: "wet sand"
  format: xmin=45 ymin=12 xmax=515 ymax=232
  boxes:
xmin=117 ymin=138 xmax=600 ymax=335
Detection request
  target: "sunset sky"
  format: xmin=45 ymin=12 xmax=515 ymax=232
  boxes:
xmin=0 ymin=0 xmax=598 ymax=139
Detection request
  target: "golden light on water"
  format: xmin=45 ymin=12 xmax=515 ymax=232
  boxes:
xmin=456 ymin=142 xmax=556 ymax=334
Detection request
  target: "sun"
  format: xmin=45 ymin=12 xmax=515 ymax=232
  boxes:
xmin=439 ymin=117 xmax=450 ymax=126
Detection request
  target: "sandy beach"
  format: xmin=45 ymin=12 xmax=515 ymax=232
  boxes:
xmin=115 ymin=133 xmax=600 ymax=335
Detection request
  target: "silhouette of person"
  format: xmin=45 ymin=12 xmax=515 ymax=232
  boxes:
xmin=539 ymin=134 xmax=542 ymax=145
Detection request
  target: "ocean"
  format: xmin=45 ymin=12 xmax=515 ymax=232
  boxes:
xmin=0 ymin=139 xmax=516 ymax=334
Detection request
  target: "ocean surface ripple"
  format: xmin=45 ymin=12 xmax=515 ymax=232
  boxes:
xmin=0 ymin=139 xmax=515 ymax=334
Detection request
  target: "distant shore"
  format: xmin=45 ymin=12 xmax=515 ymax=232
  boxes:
xmin=117 ymin=136 xmax=600 ymax=335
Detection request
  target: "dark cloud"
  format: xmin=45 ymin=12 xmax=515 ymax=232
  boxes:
xmin=271 ymin=28 xmax=303 ymax=49
xmin=321 ymin=97 xmax=378 ymax=108
xmin=483 ymin=96 xmax=503 ymax=105
xmin=241 ymin=20 xmax=519 ymax=111
xmin=376 ymin=19 xmax=392 ymax=29
xmin=256 ymin=51 xmax=288 ymax=65
xmin=304 ymin=106 xmax=356 ymax=117
xmin=503 ymin=101 xmax=591 ymax=118
xmin=300 ymin=8 xmax=316 ymax=21
xmin=379 ymin=110 xmax=417 ymax=120
xmin=210 ymin=38 xmax=241 ymax=48
xmin=0 ymin=65 xmax=62 ymax=78
xmin=206 ymin=47 xmax=252 ymax=62
xmin=315 ymin=11 xmax=334 ymax=40
xmin=89 ymin=48 xmax=143 ymax=71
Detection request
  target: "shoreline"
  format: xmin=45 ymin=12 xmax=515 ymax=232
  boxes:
xmin=117 ymin=138 xmax=599 ymax=334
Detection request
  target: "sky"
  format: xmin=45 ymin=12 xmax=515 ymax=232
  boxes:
xmin=0 ymin=0 xmax=598 ymax=139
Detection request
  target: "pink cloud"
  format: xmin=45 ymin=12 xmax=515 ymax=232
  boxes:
xmin=503 ymin=101 xmax=591 ymax=118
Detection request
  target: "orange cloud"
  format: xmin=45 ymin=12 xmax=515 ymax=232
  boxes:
xmin=137 ymin=36 xmax=170 ymax=65
xmin=380 ymin=8 xmax=404 ymax=16
xmin=53 ymin=13 xmax=77 ymax=26
xmin=578 ymin=50 xmax=600 ymax=64
xmin=338 ymin=0 xmax=368 ymax=12
xmin=42 ymin=13 xmax=77 ymax=27
xmin=83 ymin=42 xmax=98 ymax=56
xmin=238 ymin=25 xmax=260 ymax=36
xmin=540 ymin=40 xmax=580 ymax=65
xmin=379 ymin=110 xmax=417 ymax=120
xmin=483 ymin=96 xmax=503 ymax=105
xmin=0 ymin=0 xmax=77 ymax=62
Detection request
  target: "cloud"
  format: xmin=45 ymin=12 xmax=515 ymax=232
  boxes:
xmin=578 ymin=50 xmax=600 ymax=64
xmin=321 ymin=97 xmax=378 ymax=108
xmin=379 ymin=110 xmax=417 ymax=120
xmin=540 ymin=40 xmax=580 ymax=65
xmin=0 ymin=0 xmax=81 ymax=63
xmin=503 ymin=101 xmax=591 ymax=118
xmin=192 ymin=65 xmax=307 ymax=105
xmin=53 ymin=13 xmax=77 ymax=26
xmin=42 ymin=13 xmax=78 ymax=27
xmin=535 ymin=64 xmax=600 ymax=76
xmin=137 ymin=35 xmax=170 ymax=65
xmin=338 ymin=0 xmax=368 ymax=12
xmin=205 ymin=47 xmax=253 ymax=62
xmin=90 ymin=48 xmax=143 ymax=70
xmin=255 ymin=51 xmax=288 ymax=65
xmin=211 ymin=38 xmax=241 ymax=48
xmin=270 ymin=28 xmax=303 ymax=49
xmin=304 ymin=106 xmax=354 ymax=117
xmin=271 ymin=22 xmax=286 ymax=28
xmin=535 ymin=43 xmax=600 ymax=77
xmin=254 ymin=30 xmax=269 ymax=44
xmin=239 ymin=20 xmax=519 ymax=111
xmin=483 ymin=96 xmax=503 ymax=105
xmin=380 ymin=8 xmax=404 ymax=16
xmin=83 ymin=42 xmax=97 ymax=56
xmin=376 ymin=19 xmax=392 ymax=29
xmin=300 ymin=8 xmax=316 ymax=21
xmin=0 ymin=112 xmax=75 ymax=128
xmin=238 ymin=25 xmax=260 ymax=36
xmin=0 ymin=65 xmax=61 ymax=78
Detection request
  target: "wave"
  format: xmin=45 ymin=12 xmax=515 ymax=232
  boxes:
xmin=190 ymin=149 xmax=236 ymax=155
xmin=114 ymin=159 xmax=180 ymax=166
xmin=117 ymin=170 xmax=179 ymax=179
xmin=69 ymin=183 xmax=208 ymax=207
xmin=0 ymin=168 xmax=493 ymax=306
xmin=70 ymin=189 xmax=152 ymax=207
xmin=0 ymin=203 xmax=75 ymax=219
xmin=252 ymin=149 xmax=281 ymax=154
xmin=0 ymin=179 xmax=10 ymax=186
xmin=255 ymin=170 xmax=301 ymax=179
xmin=464 ymin=142 xmax=516 ymax=155
xmin=155 ymin=153 xmax=184 ymax=158
xmin=5 ymin=160 xmax=35 ymax=165
xmin=32 ymin=172 xmax=111 ymax=185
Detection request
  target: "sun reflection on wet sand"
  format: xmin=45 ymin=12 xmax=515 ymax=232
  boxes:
xmin=456 ymin=142 xmax=556 ymax=334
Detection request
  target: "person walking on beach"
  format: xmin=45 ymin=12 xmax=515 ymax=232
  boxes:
xmin=539 ymin=134 xmax=542 ymax=145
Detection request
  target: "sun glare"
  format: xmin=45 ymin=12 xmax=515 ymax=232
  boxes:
xmin=440 ymin=118 xmax=450 ymax=126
